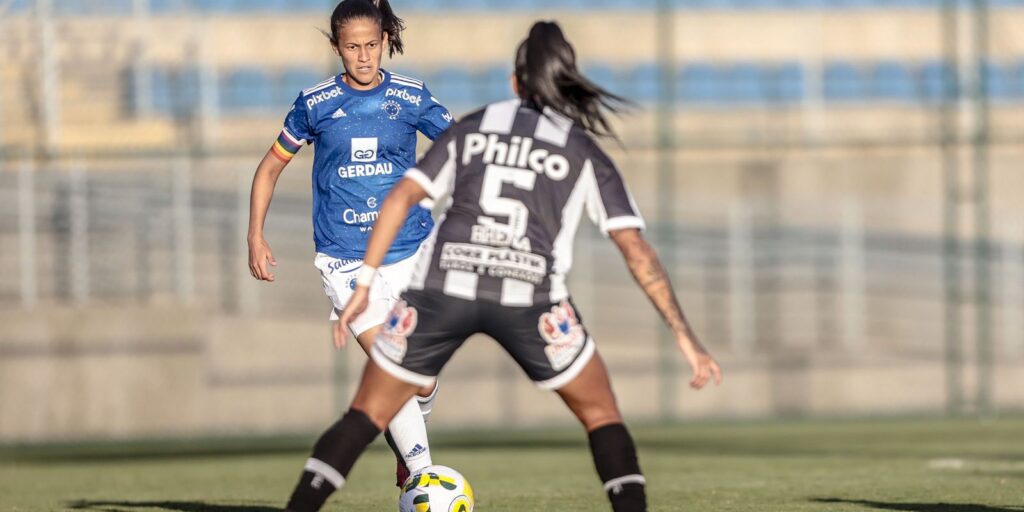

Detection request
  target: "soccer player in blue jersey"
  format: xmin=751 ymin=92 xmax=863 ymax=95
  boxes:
xmin=246 ymin=0 xmax=453 ymax=491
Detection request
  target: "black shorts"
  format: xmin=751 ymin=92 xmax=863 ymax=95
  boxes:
xmin=370 ymin=289 xmax=596 ymax=390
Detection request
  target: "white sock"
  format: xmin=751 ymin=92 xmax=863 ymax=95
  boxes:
xmin=416 ymin=382 xmax=440 ymax=421
xmin=388 ymin=396 xmax=432 ymax=473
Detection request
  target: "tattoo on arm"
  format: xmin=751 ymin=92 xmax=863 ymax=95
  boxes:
xmin=620 ymin=235 xmax=697 ymax=340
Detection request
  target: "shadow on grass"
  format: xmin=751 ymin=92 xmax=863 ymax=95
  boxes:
xmin=67 ymin=500 xmax=279 ymax=512
xmin=812 ymin=498 xmax=1024 ymax=511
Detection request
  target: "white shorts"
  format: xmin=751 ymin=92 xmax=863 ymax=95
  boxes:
xmin=314 ymin=249 xmax=422 ymax=337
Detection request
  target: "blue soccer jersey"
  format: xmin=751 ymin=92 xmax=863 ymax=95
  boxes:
xmin=272 ymin=69 xmax=454 ymax=264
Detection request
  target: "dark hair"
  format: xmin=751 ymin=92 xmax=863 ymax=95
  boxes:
xmin=326 ymin=0 xmax=405 ymax=58
xmin=514 ymin=21 xmax=626 ymax=139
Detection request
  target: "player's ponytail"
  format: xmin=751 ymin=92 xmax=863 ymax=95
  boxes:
xmin=514 ymin=21 xmax=626 ymax=139
xmin=327 ymin=0 xmax=406 ymax=58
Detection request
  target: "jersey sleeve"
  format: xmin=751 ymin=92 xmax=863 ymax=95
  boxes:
xmin=416 ymin=86 xmax=455 ymax=141
xmin=403 ymin=127 xmax=458 ymax=200
xmin=271 ymin=95 xmax=314 ymax=163
xmin=584 ymin=142 xmax=646 ymax=235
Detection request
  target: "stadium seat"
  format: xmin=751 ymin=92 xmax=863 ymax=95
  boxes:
xmin=620 ymin=63 xmax=661 ymax=103
xmin=278 ymin=67 xmax=324 ymax=106
xmin=721 ymin=63 xmax=765 ymax=104
xmin=678 ymin=63 xmax=719 ymax=104
xmin=582 ymin=63 xmax=620 ymax=96
xmin=479 ymin=65 xmax=513 ymax=105
xmin=982 ymin=61 xmax=1013 ymax=100
xmin=429 ymin=67 xmax=477 ymax=110
xmin=221 ymin=68 xmax=274 ymax=111
xmin=823 ymin=61 xmax=866 ymax=101
xmin=869 ymin=61 xmax=916 ymax=101
xmin=919 ymin=60 xmax=955 ymax=103
xmin=1012 ymin=60 xmax=1024 ymax=99
xmin=771 ymin=62 xmax=804 ymax=103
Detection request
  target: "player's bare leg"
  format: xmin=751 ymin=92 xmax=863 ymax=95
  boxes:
xmin=285 ymin=361 xmax=420 ymax=512
xmin=355 ymin=325 xmax=437 ymax=486
xmin=556 ymin=353 xmax=646 ymax=512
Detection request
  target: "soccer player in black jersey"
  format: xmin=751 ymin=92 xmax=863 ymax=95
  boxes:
xmin=284 ymin=21 xmax=721 ymax=512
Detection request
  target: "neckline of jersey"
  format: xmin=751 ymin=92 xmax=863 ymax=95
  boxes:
xmin=335 ymin=69 xmax=391 ymax=97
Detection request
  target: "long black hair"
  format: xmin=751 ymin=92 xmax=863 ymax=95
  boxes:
xmin=325 ymin=0 xmax=405 ymax=58
xmin=514 ymin=21 xmax=626 ymax=139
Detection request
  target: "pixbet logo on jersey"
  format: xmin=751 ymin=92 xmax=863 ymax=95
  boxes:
xmin=306 ymin=86 xmax=343 ymax=109
xmin=385 ymin=87 xmax=422 ymax=106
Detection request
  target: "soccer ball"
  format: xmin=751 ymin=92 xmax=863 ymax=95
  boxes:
xmin=398 ymin=465 xmax=474 ymax=512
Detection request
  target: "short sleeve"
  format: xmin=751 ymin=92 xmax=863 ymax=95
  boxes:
xmin=271 ymin=95 xmax=313 ymax=162
xmin=584 ymin=142 xmax=646 ymax=235
xmin=416 ymin=86 xmax=455 ymax=141
xmin=403 ymin=127 xmax=459 ymax=200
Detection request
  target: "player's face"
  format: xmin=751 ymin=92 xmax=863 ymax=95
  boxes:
xmin=334 ymin=17 xmax=387 ymax=90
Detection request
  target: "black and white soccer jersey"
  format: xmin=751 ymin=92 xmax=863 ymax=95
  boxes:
xmin=403 ymin=99 xmax=645 ymax=307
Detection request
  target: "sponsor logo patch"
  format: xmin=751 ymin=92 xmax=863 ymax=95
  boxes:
xmin=385 ymin=87 xmax=422 ymax=106
xmin=306 ymin=86 xmax=343 ymax=109
xmin=331 ymin=107 xmax=347 ymax=119
xmin=351 ymin=137 xmax=377 ymax=162
xmin=538 ymin=301 xmax=586 ymax=371
xmin=376 ymin=300 xmax=418 ymax=363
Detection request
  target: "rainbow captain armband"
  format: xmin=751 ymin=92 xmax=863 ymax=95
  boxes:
xmin=270 ymin=128 xmax=304 ymax=162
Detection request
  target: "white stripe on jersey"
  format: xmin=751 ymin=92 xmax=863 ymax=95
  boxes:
xmin=535 ymin=107 xmax=573 ymax=148
xmin=549 ymin=160 xmax=597 ymax=303
xmin=281 ymin=127 xmax=304 ymax=146
xmin=605 ymin=216 xmax=646 ymax=232
xmin=390 ymin=77 xmax=424 ymax=90
xmin=443 ymin=270 xmax=478 ymax=300
xmin=405 ymin=139 xmax=457 ymax=199
xmin=302 ymin=78 xmax=337 ymax=96
xmin=500 ymin=278 xmax=534 ymax=306
xmin=479 ymin=99 xmax=521 ymax=134
xmin=390 ymin=73 xmax=424 ymax=87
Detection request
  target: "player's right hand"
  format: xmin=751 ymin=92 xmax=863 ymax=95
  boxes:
xmin=336 ymin=286 xmax=369 ymax=349
xmin=248 ymin=237 xmax=278 ymax=282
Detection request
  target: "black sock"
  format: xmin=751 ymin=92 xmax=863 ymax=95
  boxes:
xmin=286 ymin=409 xmax=381 ymax=512
xmin=588 ymin=423 xmax=647 ymax=512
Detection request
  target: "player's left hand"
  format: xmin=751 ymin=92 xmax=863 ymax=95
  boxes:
xmin=677 ymin=337 xmax=723 ymax=390
xmin=336 ymin=286 xmax=370 ymax=348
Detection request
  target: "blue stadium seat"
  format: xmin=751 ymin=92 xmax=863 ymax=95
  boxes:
xmin=621 ymin=63 xmax=661 ymax=103
xmin=823 ymin=61 xmax=866 ymax=101
xmin=222 ymin=68 xmax=274 ymax=111
xmin=982 ymin=61 xmax=1013 ymax=100
xmin=678 ymin=63 xmax=719 ymax=104
xmin=1012 ymin=60 xmax=1024 ymax=99
xmin=869 ymin=61 xmax=915 ymax=101
xmin=429 ymin=67 xmax=477 ymax=110
xmin=479 ymin=65 xmax=513 ymax=105
xmin=721 ymin=63 xmax=765 ymax=103
xmin=278 ymin=67 xmax=324 ymax=106
xmin=583 ymin=64 xmax=620 ymax=96
xmin=919 ymin=60 xmax=955 ymax=103
xmin=772 ymin=62 xmax=804 ymax=103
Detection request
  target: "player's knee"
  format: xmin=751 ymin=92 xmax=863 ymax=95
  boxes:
xmin=576 ymin=405 xmax=623 ymax=432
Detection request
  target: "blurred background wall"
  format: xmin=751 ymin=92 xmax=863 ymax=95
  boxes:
xmin=1 ymin=0 xmax=1022 ymax=442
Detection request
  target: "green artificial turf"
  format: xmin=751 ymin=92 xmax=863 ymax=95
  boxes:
xmin=1 ymin=417 xmax=1022 ymax=511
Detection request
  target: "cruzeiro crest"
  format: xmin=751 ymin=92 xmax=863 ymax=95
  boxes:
xmin=382 ymin=99 xmax=402 ymax=120
xmin=537 ymin=301 xmax=586 ymax=371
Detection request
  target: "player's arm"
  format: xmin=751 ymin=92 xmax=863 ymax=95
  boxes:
xmin=247 ymin=147 xmax=290 ymax=282
xmin=335 ymin=177 xmax=428 ymax=344
xmin=610 ymin=227 xmax=722 ymax=390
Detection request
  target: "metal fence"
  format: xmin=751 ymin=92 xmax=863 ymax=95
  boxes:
xmin=1 ymin=1 xmax=1023 ymax=439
